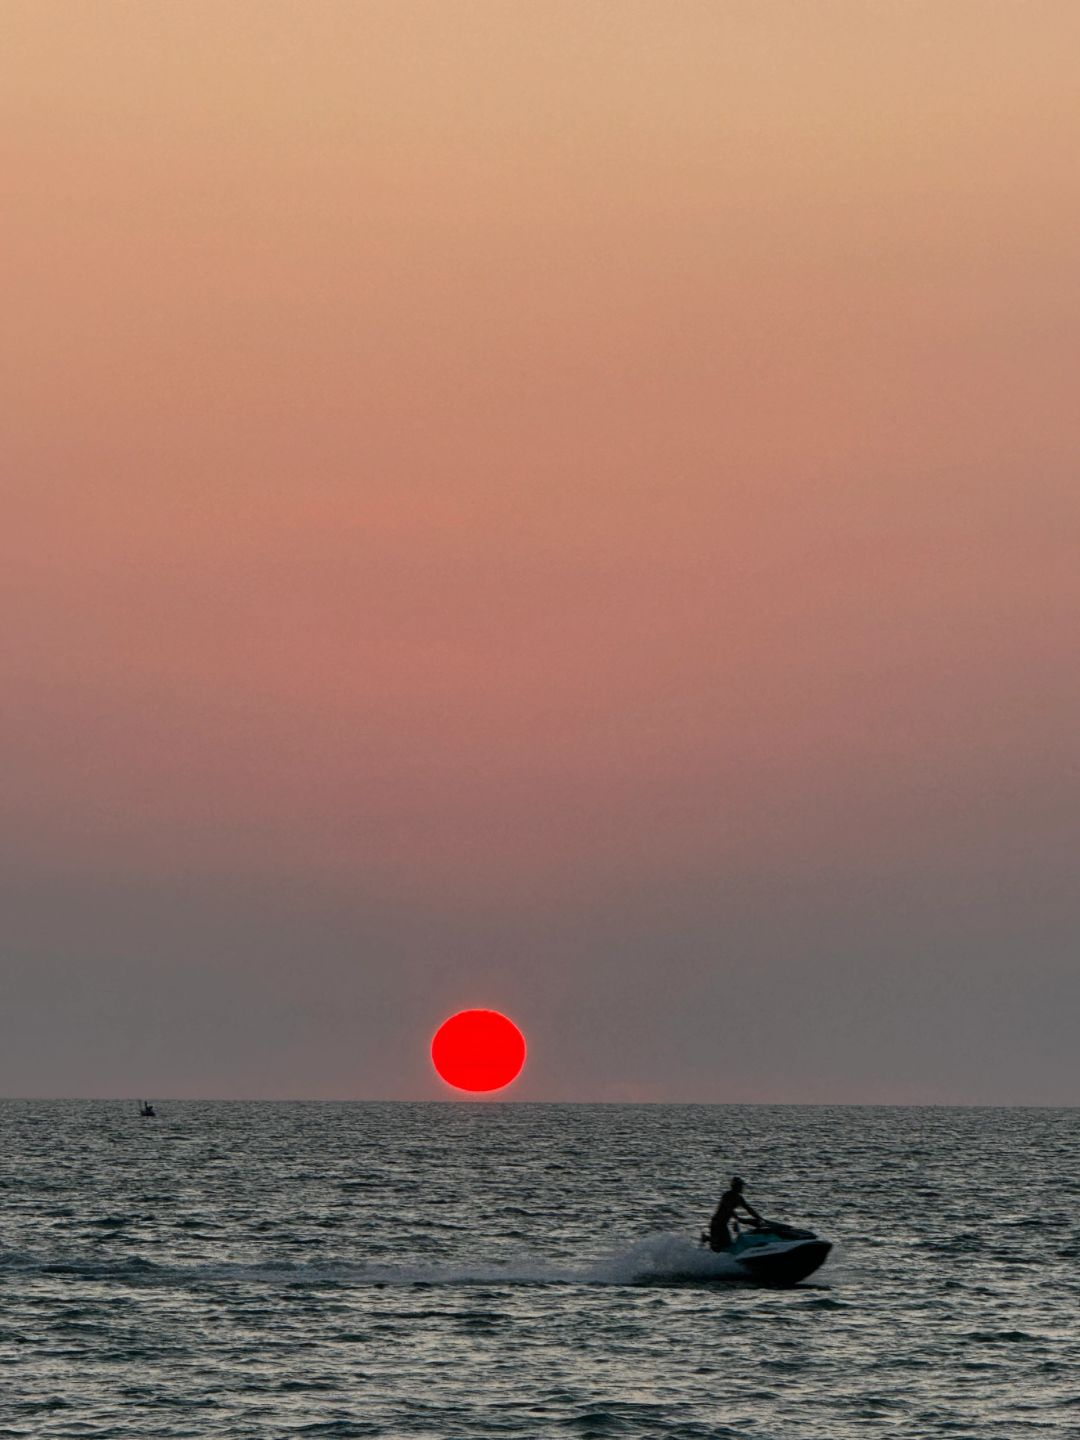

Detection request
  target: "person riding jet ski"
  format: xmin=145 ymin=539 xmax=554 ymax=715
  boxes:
xmin=698 ymin=1176 xmax=832 ymax=1284
xmin=708 ymin=1176 xmax=761 ymax=1251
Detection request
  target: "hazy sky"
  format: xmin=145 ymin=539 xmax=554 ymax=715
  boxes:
xmin=4 ymin=1 xmax=1078 ymax=1102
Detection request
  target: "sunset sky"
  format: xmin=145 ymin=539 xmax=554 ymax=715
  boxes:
xmin=4 ymin=1 xmax=1078 ymax=1102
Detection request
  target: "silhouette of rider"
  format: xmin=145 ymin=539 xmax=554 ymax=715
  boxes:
xmin=708 ymin=1176 xmax=762 ymax=1251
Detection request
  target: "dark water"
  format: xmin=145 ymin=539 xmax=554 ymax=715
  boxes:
xmin=1 ymin=1102 xmax=1078 ymax=1438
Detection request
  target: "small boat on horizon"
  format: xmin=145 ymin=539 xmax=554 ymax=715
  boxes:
xmin=138 ymin=1100 xmax=157 ymax=1118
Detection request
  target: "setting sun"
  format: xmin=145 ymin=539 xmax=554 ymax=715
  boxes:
xmin=430 ymin=1009 xmax=527 ymax=1093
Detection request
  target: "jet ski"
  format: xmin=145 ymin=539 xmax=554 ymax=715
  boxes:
xmin=705 ymin=1219 xmax=831 ymax=1286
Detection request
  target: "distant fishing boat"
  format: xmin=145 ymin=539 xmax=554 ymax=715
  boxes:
xmin=139 ymin=1100 xmax=156 ymax=1117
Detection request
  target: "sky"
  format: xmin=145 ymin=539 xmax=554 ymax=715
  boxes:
xmin=3 ymin=1 xmax=1078 ymax=1103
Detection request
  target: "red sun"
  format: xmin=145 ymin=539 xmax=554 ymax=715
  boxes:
xmin=431 ymin=1009 xmax=527 ymax=1093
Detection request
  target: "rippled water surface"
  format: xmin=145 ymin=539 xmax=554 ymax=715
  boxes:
xmin=2 ymin=1102 xmax=1078 ymax=1437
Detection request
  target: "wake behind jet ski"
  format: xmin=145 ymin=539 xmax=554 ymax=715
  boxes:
xmin=701 ymin=1175 xmax=830 ymax=1285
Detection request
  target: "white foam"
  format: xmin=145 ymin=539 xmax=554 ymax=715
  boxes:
xmin=9 ymin=1232 xmax=746 ymax=1288
xmin=200 ymin=1232 xmax=743 ymax=1288
xmin=588 ymin=1231 xmax=745 ymax=1284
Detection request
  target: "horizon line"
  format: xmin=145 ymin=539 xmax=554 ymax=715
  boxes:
xmin=2 ymin=1095 xmax=1076 ymax=1109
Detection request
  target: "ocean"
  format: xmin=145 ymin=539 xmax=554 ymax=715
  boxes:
xmin=2 ymin=1101 xmax=1077 ymax=1438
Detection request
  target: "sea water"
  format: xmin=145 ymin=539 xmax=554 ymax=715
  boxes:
xmin=1 ymin=1102 xmax=1078 ymax=1438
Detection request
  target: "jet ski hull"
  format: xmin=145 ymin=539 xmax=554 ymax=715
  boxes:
xmin=731 ymin=1238 xmax=831 ymax=1286
xmin=701 ymin=1219 xmax=832 ymax=1286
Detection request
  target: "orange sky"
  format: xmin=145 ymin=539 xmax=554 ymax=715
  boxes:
xmin=3 ymin=3 xmax=1079 ymax=1100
